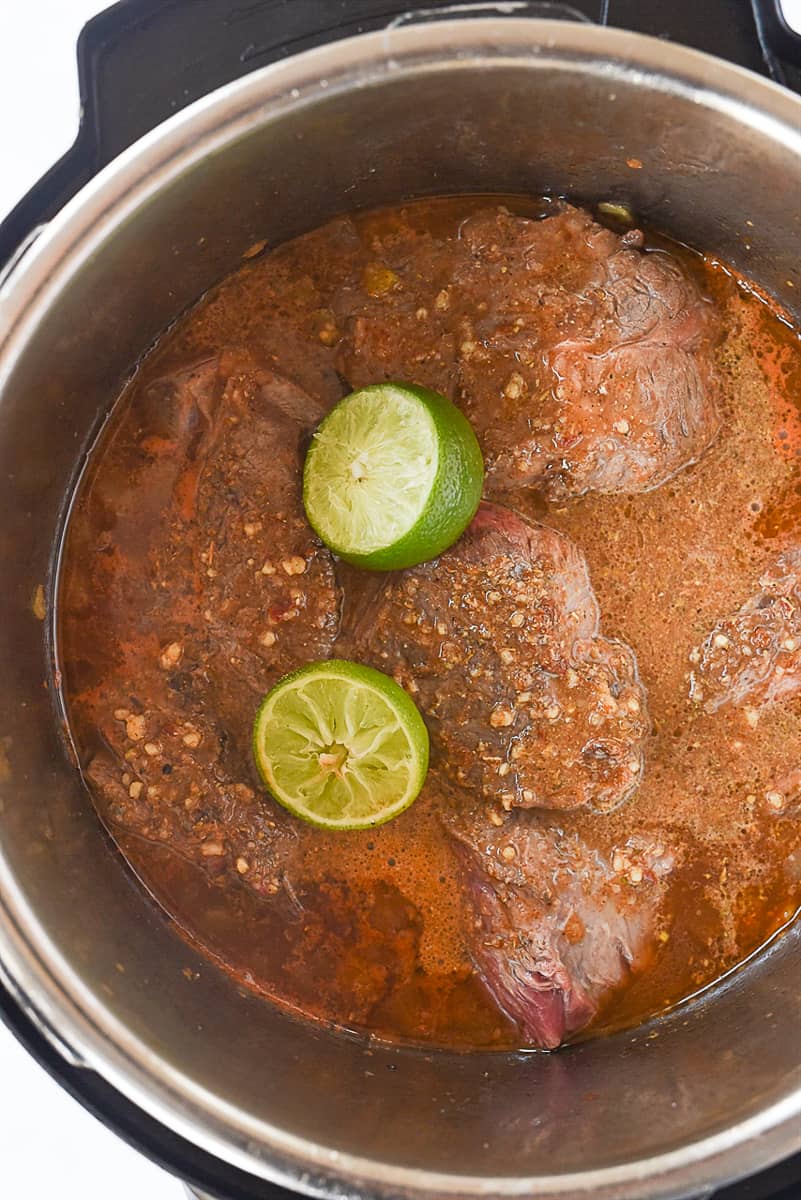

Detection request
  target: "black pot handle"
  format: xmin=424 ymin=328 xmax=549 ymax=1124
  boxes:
xmin=1 ymin=0 xmax=799 ymax=277
xmin=752 ymin=0 xmax=801 ymax=86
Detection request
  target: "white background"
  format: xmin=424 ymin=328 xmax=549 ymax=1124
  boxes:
xmin=2 ymin=1 xmax=800 ymax=1198
xmin=1 ymin=8 xmax=184 ymax=1200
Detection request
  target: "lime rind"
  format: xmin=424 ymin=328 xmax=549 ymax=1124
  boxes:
xmin=253 ymin=659 xmax=429 ymax=830
xmin=303 ymin=383 xmax=484 ymax=570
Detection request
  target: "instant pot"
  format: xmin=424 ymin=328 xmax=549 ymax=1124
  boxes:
xmin=0 ymin=3 xmax=800 ymax=1199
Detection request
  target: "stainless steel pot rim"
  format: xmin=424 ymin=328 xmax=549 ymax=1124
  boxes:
xmin=3 ymin=16 xmax=801 ymax=344
xmin=0 ymin=19 xmax=799 ymax=1200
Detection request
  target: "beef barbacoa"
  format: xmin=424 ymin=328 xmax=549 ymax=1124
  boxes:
xmin=72 ymin=349 xmax=341 ymax=894
xmin=345 ymin=502 xmax=648 ymax=814
xmin=448 ymin=806 xmax=674 ymax=1049
xmin=690 ymin=547 xmax=801 ymax=712
xmin=338 ymin=204 xmax=721 ymax=497
xmin=60 ymin=196 xmax=801 ymax=1050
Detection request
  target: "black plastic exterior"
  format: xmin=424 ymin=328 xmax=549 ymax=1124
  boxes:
xmin=1 ymin=0 xmax=800 ymax=268
xmin=0 ymin=2 xmax=800 ymax=1197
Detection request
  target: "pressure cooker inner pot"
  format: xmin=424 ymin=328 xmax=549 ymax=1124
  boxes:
xmin=0 ymin=27 xmax=799 ymax=1194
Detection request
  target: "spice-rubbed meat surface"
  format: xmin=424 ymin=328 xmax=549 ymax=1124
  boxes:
xmin=690 ymin=548 xmax=801 ymax=712
xmin=337 ymin=204 xmax=721 ymax=497
xmin=345 ymin=503 xmax=649 ymax=813
xmin=448 ymin=805 xmax=675 ymax=1048
xmin=64 ymin=349 xmax=341 ymax=892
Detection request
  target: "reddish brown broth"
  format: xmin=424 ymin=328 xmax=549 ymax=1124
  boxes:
xmin=58 ymin=196 xmax=801 ymax=1049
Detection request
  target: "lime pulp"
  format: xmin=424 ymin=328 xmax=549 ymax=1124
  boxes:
xmin=302 ymin=382 xmax=484 ymax=570
xmin=252 ymin=659 xmax=429 ymax=830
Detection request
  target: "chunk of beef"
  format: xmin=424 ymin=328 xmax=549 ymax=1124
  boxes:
xmin=689 ymin=548 xmax=801 ymax=712
xmin=333 ymin=226 xmax=459 ymax=397
xmin=336 ymin=205 xmax=720 ymax=499
xmin=85 ymin=710 xmax=296 ymax=895
xmin=449 ymin=807 xmax=674 ymax=1048
xmin=346 ymin=503 xmax=649 ymax=813
xmin=71 ymin=350 xmax=341 ymax=889
xmin=457 ymin=207 xmax=721 ymax=496
xmin=185 ymin=349 xmax=342 ymax=727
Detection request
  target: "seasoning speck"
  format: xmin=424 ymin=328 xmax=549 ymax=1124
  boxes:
xmin=490 ymin=705 xmax=515 ymax=728
xmin=282 ymin=556 xmax=307 ymax=576
xmin=125 ymin=714 xmax=146 ymax=742
xmin=31 ymin=584 xmax=46 ymax=621
xmin=159 ymin=641 xmax=183 ymax=669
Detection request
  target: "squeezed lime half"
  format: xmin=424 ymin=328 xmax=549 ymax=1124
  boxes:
xmin=302 ymin=382 xmax=484 ymax=570
xmin=252 ymin=659 xmax=429 ymax=830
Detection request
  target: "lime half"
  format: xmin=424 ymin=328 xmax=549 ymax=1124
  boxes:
xmin=252 ymin=659 xmax=429 ymax=830
xmin=303 ymin=382 xmax=484 ymax=570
